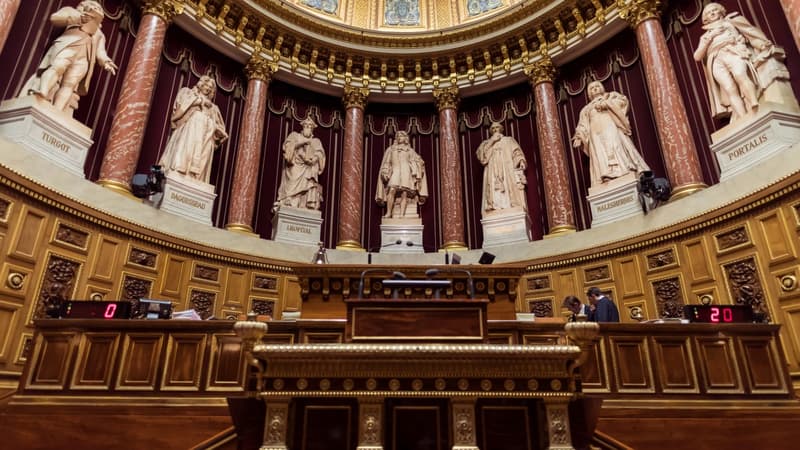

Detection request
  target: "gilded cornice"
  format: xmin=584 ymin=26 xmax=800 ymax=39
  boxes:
xmin=617 ymin=0 xmax=663 ymax=28
xmin=524 ymin=56 xmax=557 ymax=86
xmin=433 ymin=87 xmax=460 ymax=111
xmin=342 ymin=86 xmax=370 ymax=109
xmin=168 ymin=0 xmax=627 ymax=98
xmin=244 ymin=55 xmax=277 ymax=81
xmin=142 ymin=0 xmax=185 ymax=23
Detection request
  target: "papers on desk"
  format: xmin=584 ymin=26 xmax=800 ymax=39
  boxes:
xmin=172 ymin=309 xmax=202 ymax=320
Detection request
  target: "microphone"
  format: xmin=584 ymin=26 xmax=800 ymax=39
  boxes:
xmin=358 ymin=269 xmax=407 ymax=299
xmin=425 ymin=267 xmax=474 ymax=299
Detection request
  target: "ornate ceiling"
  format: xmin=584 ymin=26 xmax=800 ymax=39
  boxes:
xmin=165 ymin=0 xmax=629 ymax=100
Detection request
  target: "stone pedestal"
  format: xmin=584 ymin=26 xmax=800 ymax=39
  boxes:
xmin=0 ymin=96 xmax=92 ymax=177
xmin=587 ymin=173 xmax=643 ymax=227
xmin=272 ymin=206 xmax=323 ymax=246
xmin=158 ymin=172 xmax=216 ymax=225
xmin=379 ymin=219 xmax=424 ymax=253
xmin=711 ymin=105 xmax=800 ymax=181
xmin=480 ymin=208 xmax=532 ymax=248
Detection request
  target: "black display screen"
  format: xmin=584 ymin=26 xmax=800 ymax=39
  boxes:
xmin=60 ymin=301 xmax=132 ymax=319
xmin=683 ymin=304 xmax=753 ymax=323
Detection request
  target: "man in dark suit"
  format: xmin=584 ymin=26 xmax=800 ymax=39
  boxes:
xmin=562 ymin=295 xmax=590 ymax=322
xmin=587 ymin=287 xmax=620 ymax=323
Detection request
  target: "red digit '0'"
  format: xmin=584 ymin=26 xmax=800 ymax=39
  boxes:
xmin=103 ymin=303 xmax=117 ymax=319
xmin=710 ymin=307 xmax=720 ymax=323
xmin=723 ymin=308 xmax=733 ymax=322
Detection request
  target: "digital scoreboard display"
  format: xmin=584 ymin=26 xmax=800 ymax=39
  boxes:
xmin=683 ymin=304 xmax=754 ymax=323
xmin=60 ymin=301 xmax=132 ymax=319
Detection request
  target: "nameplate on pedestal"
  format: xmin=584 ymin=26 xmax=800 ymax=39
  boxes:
xmin=272 ymin=206 xmax=322 ymax=246
xmin=158 ymin=172 xmax=216 ymax=225
xmin=587 ymin=173 xmax=643 ymax=227
xmin=480 ymin=207 xmax=532 ymax=248
xmin=711 ymin=106 xmax=800 ymax=181
xmin=379 ymin=220 xmax=424 ymax=253
xmin=0 ymin=96 xmax=92 ymax=177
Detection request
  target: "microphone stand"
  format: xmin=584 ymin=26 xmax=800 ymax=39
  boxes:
xmin=425 ymin=267 xmax=474 ymax=299
xmin=358 ymin=269 xmax=406 ymax=299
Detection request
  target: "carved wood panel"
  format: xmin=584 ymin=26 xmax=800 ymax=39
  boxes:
xmin=69 ymin=333 xmax=120 ymax=390
xmin=116 ymin=333 xmax=164 ymax=391
xmin=695 ymin=336 xmax=743 ymax=394
xmin=25 ymin=331 xmax=76 ymax=389
xmin=723 ymin=257 xmax=770 ymax=321
xmin=162 ymin=333 xmax=207 ymax=391
xmin=206 ymin=333 xmax=245 ymax=391
xmin=35 ymin=254 xmax=81 ymax=319
xmin=651 ymin=336 xmax=698 ymax=393
xmin=755 ymin=210 xmax=796 ymax=263
xmin=608 ymin=336 xmax=654 ymax=393
xmin=652 ymin=277 xmax=684 ymax=319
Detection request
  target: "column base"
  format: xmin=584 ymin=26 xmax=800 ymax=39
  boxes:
xmin=225 ymin=223 xmax=257 ymax=235
xmin=545 ymin=225 xmax=577 ymax=239
xmin=669 ymin=182 xmax=707 ymax=202
xmin=96 ymin=179 xmax=140 ymax=201
xmin=336 ymin=240 xmax=365 ymax=251
xmin=440 ymin=241 xmax=468 ymax=252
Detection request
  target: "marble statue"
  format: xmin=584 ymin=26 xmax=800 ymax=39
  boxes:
xmin=572 ymin=81 xmax=650 ymax=188
xmin=375 ymin=131 xmax=428 ymax=218
xmin=19 ymin=1 xmax=117 ymax=115
xmin=158 ymin=76 xmax=228 ymax=184
xmin=274 ymin=117 xmax=327 ymax=210
xmin=475 ymin=121 xmax=528 ymax=216
xmin=694 ymin=2 xmax=793 ymax=122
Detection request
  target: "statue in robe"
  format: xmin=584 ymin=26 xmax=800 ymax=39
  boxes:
xmin=572 ymin=81 xmax=650 ymax=188
xmin=274 ymin=117 xmax=327 ymax=210
xmin=19 ymin=1 xmax=117 ymax=116
xmin=375 ymin=131 xmax=428 ymax=218
xmin=158 ymin=75 xmax=229 ymax=184
xmin=475 ymin=121 xmax=528 ymax=216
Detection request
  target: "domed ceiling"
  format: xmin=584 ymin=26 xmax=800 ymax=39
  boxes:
xmin=176 ymin=0 xmax=625 ymax=99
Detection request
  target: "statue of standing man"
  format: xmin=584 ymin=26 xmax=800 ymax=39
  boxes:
xmin=572 ymin=81 xmax=650 ymax=189
xmin=274 ymin=117 xmax=327 ymax=210
xmin=475 ymin=122 xmax=528 ymax=216
xmin=158 ymin=75 xmax=228 ymax=184
xmin=19 ymin=1 xmax=117 ymax=115
xmin=375 ymin=131 xmax=428 ymax=218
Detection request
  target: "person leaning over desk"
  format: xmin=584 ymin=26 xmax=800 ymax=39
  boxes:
xmin=586 ymin=287 xmax=620 ymax=323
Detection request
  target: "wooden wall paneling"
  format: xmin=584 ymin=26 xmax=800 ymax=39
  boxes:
xmin=69 ymin=332 xmax=121 ymax=390
xmin=26 ymin=251 xmax=83 ymax=325
xmin=713 ymin=222 xmax=753 ymax=256
xmin=690 ymin=287 xmax=721 ymax=309
xmin=650 ymin=335 xmax=699 ymax=394
xmin=478 ymin=404 xmax=534 ymax=450
xmin=206 ymin=332 xmax=245 ymax=392
xmin=390 ymin=404 xmax=445 ymax=450
xmin=298 ymin=403 xmax=355 ymax=450
xmin=161 ymin=333 xmax=207 ymax=391
xmin=87 ymin=234 xmax=122 ymax=283
xmin=736 ymin=334 xmax=789 ymax=394
xmin=14 ymin=331 xmax=33 ymax=366
xmin=771 ymin=265 xmax=800 ymax=302
xmin=682 ymin=236 xmax=716 ymax=285
xmin=578 ymin=338 xmax=609 ymax=393
xmin=0 ymin=300 xmax=20 ymax=363
xmin=24 ymin=331 xmax=77 ymax=390
xmin=188 ymin=287 xmax=219 ymax=319
xmin=281 ymin=275 xmax=301 ymax=318
xmin=124 ymin=243 xmax=160 ymax=273
xmin=50 ymin=219 xmax=91 ymax=255
xmin=301 ymin=331 xmax=344 ymax=344
xmin=779 ymin=301 xmax=800 ymax=377
xmin=522 ymin=332 xmax=563 ymax=346
xmin=522 ymin=272 xmax=553 ymax=316
xmin=261 ymin=333 xmax=295 ymax=345
xmin=527 ymin=296 xmax=555 ymax=318
xmin=223 ymin=268 xmax=248 ymax=313
xmin=621 ymin=298 xmax=649 ymax=324
xmin=82 ymin=284 xmax=112 ymax=302
xmin=487 ymin=333 xmax=514 ymax=345
xmin=608 ymin=335 xmax=654 ymax=394
xmin=649 ymin=274 xmax=687 ymax=319
xmin=0 ymin=261 xmax=34 ymax=300
xmin=7 ymin=204 xmax=49 ymax=263
xmin=616 ymin=256 xmax=644 ymax=299
xmin=192 ymin=261 xmax=222 ymax=286
xmin=0 ymin=193 xmax=12 ymax=227
xmin=755 ymin=209 xmax=797 ymax=264
xmin=115 ymin=332 xmax=164 ymax=391
xmin=249 ymin=297 xmax=277 ymax=319
xmin=583 ymin=262 xmax=612 ymax=286
xmin=160 ymin=254 xmax=188 ymax=298
xmin=693 ymin=335 xmax=744 ymax=394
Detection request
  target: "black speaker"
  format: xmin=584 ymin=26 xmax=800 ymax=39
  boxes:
xmin=478 ymin=252 xmax=495 ymax=264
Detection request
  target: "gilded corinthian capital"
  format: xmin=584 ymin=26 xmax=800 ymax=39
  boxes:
xmin=433 ymin=86 xmax=460 ymax=110
xmin=142 ymin=0 xmax=184 ymax=23
xmin=617 ymin=0 xmax=663 ymax=28
xmin=524 ymin=57 xmax=557 ymax=86
xmin=343 ymin=85 xmax=370 ymax=109
xmin=244 ymin=55 xmax=277 ymax=82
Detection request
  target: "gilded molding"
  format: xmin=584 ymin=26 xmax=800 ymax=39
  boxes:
xmin=433 ymin=87 xmax=460 ymax=110
xmin=244 ymin=55 xmax=277 ymax=82
xmin=524 ymin=57 xmax=557 ymax=86
xmin=142 ymin=0 xmax=185 ymax=23
xmin=617 ymin=0 xmax=663 ymax=28
xmin=342 ymin=86 xmax=370 ymax=109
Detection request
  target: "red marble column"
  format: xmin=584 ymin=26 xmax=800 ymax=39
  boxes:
xmin=336 ymin=86 xmax=369 ymax=250
xmin=225 ymin=57 xmax=276 ymax=234
xmin=621 ymin=1 xmax=706 ymax=200
xmin=524 ymin=59 xmax=577 ymax=236
xmin=780 ymin=0 xmax=800 ymax=52
xmin=433 ymin=87 xmax=467 ymax=250
xmin=97 ymin=1 xmax=182 ymax=196
xmin=0 ymin=0 xmax=21 ymax=55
